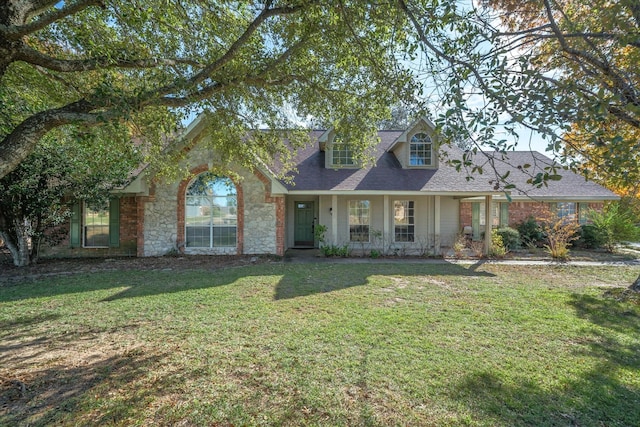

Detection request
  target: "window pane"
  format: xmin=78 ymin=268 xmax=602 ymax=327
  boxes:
xmin=187 ymin=172 xmax=236 ymax=196
xmin=557 ymin=202 xmax=576 ymax=222
xmin=84 ymin=202 xmax=109 ymax=247
xmin=186 ymin=196 xmax=211 ymax=227
xmin=332 ymin=142 xmax=354 ymax=166
xmin=213 ymin=226 xmax=236 ymax=247
xmin=394 ymin=200 xmax=415 ymax=242
xmin=185 ymin=173 xmax=237 ymax=248
xmin=349 ymin=200 xmax=370 ymax=242
xmin=186 ymin=226 xmax=210 ymax=247
xmin=85 ymin=225 xmax=109 ymax=247
xmin=478 ymin=202 xmax=500 ymax=228
xmin=410 ymin=133 xmax=432 ymax=166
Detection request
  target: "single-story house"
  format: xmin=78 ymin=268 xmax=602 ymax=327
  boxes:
xmin=43 ymin=116 xmax=619 ymax=258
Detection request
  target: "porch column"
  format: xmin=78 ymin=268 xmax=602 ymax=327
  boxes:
xmin=484 ymin=195 xmax=493 ymax=255
xmin=331 ymin=195 xmax=338 ymax=244
xmin=434 ymin=195 xmax=441 ymax=255
xmin=383 ymin=195 xmax=389 ymax=253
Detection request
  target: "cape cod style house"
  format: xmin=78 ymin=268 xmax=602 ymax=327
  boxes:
xmin=43 ymin=116 xmax=619 ymax=258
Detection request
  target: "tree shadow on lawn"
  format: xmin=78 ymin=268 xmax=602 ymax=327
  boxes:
xmin=1 ymin=340 xmax=170 ymax=426
xmin=449 ymin=293 xmax=640 ymax=426
xmin=0 ymin=260 xmax=495 ymax=302
xmin=273 ymin=261 xmax=495 ymax=300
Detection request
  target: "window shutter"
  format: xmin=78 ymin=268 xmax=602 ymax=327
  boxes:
xmin=500 ymin=202 xmax=509 ymax=227
xmin=109 ymin=197 xmax=120 ymax=247
xmin=549 ymin=202 xmax=557 ymax=215
xmin=472 ymin=203 xmax=480 ymax=240
xmin=70 ymin=201 xmax=81 ymax=248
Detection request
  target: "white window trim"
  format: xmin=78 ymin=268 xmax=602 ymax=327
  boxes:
xmin=348 ymin=200 xmax=371 ymax=243
xmin=393 ymin=200 xmax=415 ymax=243
xmin=185 ymin=174 xmax=238 ymax=249
xmin=408 ymin=132 xmax=433 ymax=167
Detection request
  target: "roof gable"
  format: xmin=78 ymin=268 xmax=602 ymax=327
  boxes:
xmin=387 ymin=116 xmax=437 ymax=152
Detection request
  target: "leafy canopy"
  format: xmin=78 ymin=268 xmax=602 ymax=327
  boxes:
xmin=396 ymin=0 xmax=640 ymax=192
xmin=0 ymin=0 xmax=417 ymax=179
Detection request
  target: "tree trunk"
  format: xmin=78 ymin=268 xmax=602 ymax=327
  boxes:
xmin=1 ymin=222 xmax=32 ymax=267
xmin=630 ymin=274 xmax=640 ymax=292
xmin=15 ymin=231 xmax=30 ymax=267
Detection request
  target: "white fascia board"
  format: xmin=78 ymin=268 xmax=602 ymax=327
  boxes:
xmin=317 ymin=128 xmax=333 ymax=151
xmin=511 ymin=195 xmax=621 ymax=201
xmin=112 ymin=171 xmax=149 ymax=195
xmin=462 ymin=195 xmax=620 ymax=202
xmin=255 ymin=164 xmax=289 ymax=195
xmin=286 ymin=190 xmax=504 ymax=196
xmin=181 ymin=113 xmax=209 ymax=141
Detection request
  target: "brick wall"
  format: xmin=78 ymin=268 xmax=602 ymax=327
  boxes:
xmin=507 ymin=201 xmax=552 ymax=225
xmin=459 ymin=200 xmax=606 ymax=230
xmin=40 ymin=196 xmax=138 ymax=258
xmin=460 ymin=202 xmax=472 ymax=228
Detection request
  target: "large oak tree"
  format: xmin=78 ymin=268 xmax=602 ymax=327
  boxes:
xmin=0 ymin=0 xmax=416 ymax=179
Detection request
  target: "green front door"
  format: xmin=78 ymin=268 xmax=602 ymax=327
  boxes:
xmin=294 ymin=201 xmax=315 ymax=247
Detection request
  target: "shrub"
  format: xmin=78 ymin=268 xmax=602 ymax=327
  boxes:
xmin=495 ymin=227 xmax=521 ymax=250
xmin=314 ymin=224 xmax=328 ymax=245
xmin=489 ymin=230 xmax=507 ymax=258
xmin=575 ymin=224 xmax=606 ymax=249
xmin=453 ymin=234 xmax=467 ymax=258
xmin=589 ymin=202 xmax=640 ymax=252
xmin=537 ymin=210 xmax=580 ymax=261
xmin=516 ymin=216 xmax=545 ymax=247
xmin=469 ymin=240 xmax=484 ymax=258
xmin=321 ymin=244 xmax=350 ymax=257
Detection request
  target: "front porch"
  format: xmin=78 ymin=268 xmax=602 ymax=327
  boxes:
xmin=284 ymin=194 xmax=497 ymax=256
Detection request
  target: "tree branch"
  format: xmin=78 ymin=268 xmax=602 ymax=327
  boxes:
xmin=25 ymin=1 xmax=63 ymax=20
xmin=6 ymin=0 xmax=103 ymax=39
xmin=0 ymin=98 xmax=108 ymax=178
xmin=186 ymin=2 xmax=306 ymax=88
xmin=15 ymin=44 xmax=202 ymax=72
xmin=150 ymin=37 xmax=310 ymax=107
xmin=0 ymin=26 xmax=310 ymax=177
xmin=541 ymin=0 xmax=640 ymax=108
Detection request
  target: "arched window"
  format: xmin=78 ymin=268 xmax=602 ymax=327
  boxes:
xmin=409 ymin=132 xmax=432 ymax=166
xmin=185 ymin=173 xmax=237 ymax=248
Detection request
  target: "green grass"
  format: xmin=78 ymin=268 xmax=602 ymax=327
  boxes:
xmin=1 ymin=262 xmax=639 ymax=426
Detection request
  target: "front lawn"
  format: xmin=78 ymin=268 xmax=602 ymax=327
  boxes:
xmin=1 ymin=262 xmax=638 ymax=426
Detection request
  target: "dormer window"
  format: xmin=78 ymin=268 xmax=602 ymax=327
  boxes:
xmin=409 ymin=133 xmax=432 ymax=166
xmin=331 ymin=139 xmax=355 ymax=166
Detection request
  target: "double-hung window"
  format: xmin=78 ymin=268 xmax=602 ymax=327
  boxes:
xmin=84 ymin=202 xmax=110 ymax=247
xmin=409 ymin=133 xmax=433 ymax=166
xmin=70 ymin=198 xmax=120 ymax=248
xmin=478 ymin=202 xmax=501 ymax=228
xmin=556 ymin=202 xmax=577 ymax=222
xmin=394 ymin=200 xmax=415 ymax=242
xmin=349 ymin=200 xmax=370 ymax=242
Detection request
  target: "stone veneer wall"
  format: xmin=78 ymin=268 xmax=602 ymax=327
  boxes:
xmin=141 ymin=160 xmax=283 ymax=257
xmin=242 ymin=170 xmax=284 ymax=255
xmin=142 ymin=179 xmax=181 ymax=256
